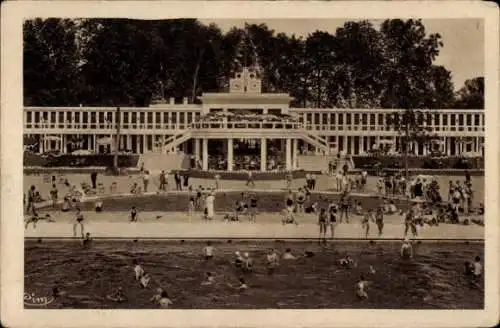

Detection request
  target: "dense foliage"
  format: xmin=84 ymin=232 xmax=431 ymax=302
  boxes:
xmin=24 ymin=18 xmax=484 ymax=108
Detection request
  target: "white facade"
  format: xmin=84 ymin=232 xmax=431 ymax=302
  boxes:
xmin=24 ymin=68 xmax=485 ymax=171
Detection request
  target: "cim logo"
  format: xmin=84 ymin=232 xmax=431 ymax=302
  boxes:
xmin=24 ymin=291 xmax=55 ymax=307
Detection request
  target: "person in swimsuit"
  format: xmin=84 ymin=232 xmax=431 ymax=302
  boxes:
xmin=188 ymin=190 xmax=195 ymax=216
xmin=249 ymin=194 xmax=258 ymax=222
xmin=73 ymin=208 xmax=85 ymax=238
xmin=25 ymin=212 xmax=41 ymax=229
xmin=130 ymin=206 xmax=138 ymax=222
xmin=328 ymin=203 xmax=338 ymax=240
xmin=266 ymin=249 xmax=280 ymax=274
xmin=404 ymin=208 xmax=416 ymax=238
xmin=296 ymin=189 xmax=306 ymax=213
xmin=107 ymin=287 xmax=127 ymax=303
xmin=318 ymin=208 xmax=328 ymax=244
xmin=400 ymin=237 xmax=413 ymax=259
xmin=82 ymin=232 xmax=92 ymax=248
xmin=339 ymin=194 xmax=350 ymax=223
xmin=50 ymin=184 xmax=58 ymax=208
xmin=361 ymin=209 xmax=374 ymax=239
xmin=158 ymin=291 xmax=174 ymax=308
xmin=203 ymin=241 xmax=214 ymax=260
xmin=356 ymin=275 xmax=370 ymax=300
xmin=140 ymin=273 xmax=151 ymax=289
xmin=133 ymin=259 xmax=144 ymax=280
xmin=375 ymin=206 xmax=384 ymax=237
xmin=94 ymin=201 xmax=103 ymax=213
xmin=228 ymin=277 xmax=249 ymax=291
xmin=150 ymin=288 xmax=163 ymax=304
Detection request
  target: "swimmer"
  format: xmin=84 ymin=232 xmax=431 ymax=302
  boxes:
xmin=282 ymin=248 xmax=299 ymax=260
xmin=130 ymin=206 xmax=138 ymax=222
xmin=266 ymin=249 xmax=280 ymax=274
xmin=203 ymin=241 xmax=214 ymax=260
xmin=228 ymin=277 xmax=248 ymax=291
xmin=355 ymin=275 xmax=370 ymax=300
xmin=158 ymin=291 xmax=174 ymax=308
xmin=201 ymin=272 xmax=216 ymax=285
xmin=133 ymin=259 xmax=144 ymax=280
xmin=234 ymin=251 xmax=245 ymax=268
xmin=107 ymin=287 xmax=127 ymax=303
xmin=339 ymin=255 xmax=356 ymax=268
xmin=72 ymin=208 xmax=85 ymax=238
xmin=150 ymin=288 xmax=163 ymax=304
xmin=82 ymin=232 xmax=92 ymax=247
xmin=318 ymin=208 xmax=328 ymax=244
xmin=470 ymin=256 xmax=482 ymax=288
xmin=400 ymin=237 xmax=413 ymax=259
xmin=140 ymin=273 xmax=151 ymax=288
xmin=94 ymin=201 xmax=103 ymax=213
xmin=242 ymin=252 xmax=253 ymax=272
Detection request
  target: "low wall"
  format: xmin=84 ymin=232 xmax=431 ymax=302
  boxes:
xmin=176 ymin=170 xmax=310 ymax=180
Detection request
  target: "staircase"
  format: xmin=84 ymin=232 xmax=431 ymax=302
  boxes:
xmin=161 ymin=130 xmax=192 ymax=153
xmin=332 ymin=156 xmax=356 ymax=173
xmin=138 ymin=152 xmax=189 ymax=174
xmin=299 ymin=131 xmax=331 ymax=155
xmin=297 ymin=154 xmax=330 ymax=173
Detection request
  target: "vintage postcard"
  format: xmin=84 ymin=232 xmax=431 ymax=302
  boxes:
xmin=1 ymin=1 xmax=499 ymax=327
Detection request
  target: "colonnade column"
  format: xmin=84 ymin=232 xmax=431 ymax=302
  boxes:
xmin=202 ymin=138 xmax=209 ymax=171
xmin=194 ymin=138 xmax=200 ymax=164
xmin=285 ymin=138 xmax=292 ymax=171
xmin=227 ymin=138 xmax=234 ymax=172
xmin=292 ymin=139 xmax=298 ymax=169
xmin=260 ymin=138 xmax=267 ymax=172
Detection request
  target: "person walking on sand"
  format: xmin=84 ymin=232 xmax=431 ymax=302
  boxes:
xmin=142 ymin=171 xmax=150 ymax=192
xmin=73 ymin=208 xmax=85 ymax=238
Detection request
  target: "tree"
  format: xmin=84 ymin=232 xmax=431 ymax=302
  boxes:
xmin=455 ymin=77 xmax=484 ymax=109
xmin=24 ymin=18 xmax=81 ymax=106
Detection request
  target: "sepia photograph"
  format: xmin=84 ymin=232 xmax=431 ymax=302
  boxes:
xmin=1 ymin=1 xmax=499 ymax=328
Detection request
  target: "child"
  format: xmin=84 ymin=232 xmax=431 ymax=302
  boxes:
xmin=95 ymin=201 xmax=103 ymax=213
xmin=282 ymin=248 xmax=299 ymax=260
xmin=339 ymin=255 xmax=356 ymax=268
xmin=82 ymin=232 xmax=92 ymax=247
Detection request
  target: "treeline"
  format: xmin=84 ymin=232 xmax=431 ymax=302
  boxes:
xmin=23 ymin=18 xmax=484 ymax=109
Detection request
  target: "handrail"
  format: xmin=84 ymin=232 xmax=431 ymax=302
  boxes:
xmin=188 ymin=120 xmax=303 ymax=130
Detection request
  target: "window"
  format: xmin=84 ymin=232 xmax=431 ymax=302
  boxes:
xmin=377 ymin=114 xmax=383 ymax=125
xmin=163 ymin=112 xmax=169 ymax=123
xmin=147 ymin=112 xmax=153 ymax=125
xmin=426 ymin=113 xmax=432 ymax=125
xmin=186 ymin=112 xmax=192 ymax=124
xmin=34 ymin=112 xmax=40 ymax=123
xmin=27 ymin=111 xmax=32 ymax=123
xmin=131 ymin=112 xmax=137 ymax=125
xmin=59 ymin=112 xmax=65 ymax=126
xmin=98 ymin=112 xmax=105 ymax=124
xmin=330 ymin=114 xmax=335 ymax=125
xmin=346 ymin=114 xmax=352 ymax=125
xmin=451 ymin=114 xmax=456 ymax=126
xmin=50 ymin=112 xmax=56 ymax=125
xmin=338 ymin=114 xmax=344 ymax=125
xmin=75 ymin=112 xmax=80 ymax=124
xmin=306 ymin=113 xmax=312 ymax=124
xmin=362 ymin=114 xmax=367 ymax=125
xmin=354 ymin=114 xmax=359 ymax=125
xmin=179 ymin=112 xmax=185 ymax=124
xmin=314 ymin=113 xmax=320 ymax=124
xmin=443 ymin=114 xmax=448 ymax=125
xmin=82 ymin=112 xmax=88 ymax=124
xmin=458 ymin=114 xmax=464 ymax=126
xmin=139 ymin=112 xmax=145 ymax=124
xmin=90 ymin=112 xmax=96 ymax=124
xmin=434 ymin=113 xmax=440 ymax=126
xmin=370 ymin=114 xmax=375 ymax=125
xmin=171 ymin=112 xmax=177 ymax=124
xmin=466 ymin=114 xmax=472 ymax=126
xmin=474 ymin=114 xmax=480 ymax=125
xmin=322 ymin=113 xmax=328 ymax=125
xmin=123 ymin=112 xmax=129 ymax=124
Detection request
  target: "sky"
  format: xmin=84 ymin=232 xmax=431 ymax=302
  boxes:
xmin=199 ymin=18 xmax=484 ymax=91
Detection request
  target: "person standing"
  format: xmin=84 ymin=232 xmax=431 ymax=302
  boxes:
xmin=50 ymin=184 xmax=59 ymax=208
xmin=159 ymin=171 xmax=166 ymax=191
xmin=174 ymin=171 xmax=182 ymax=191
xmin=205 ymin=191 xmax=215 ymax=220
xmin=311 ymin=173 xmax=317 ymax=190
xmin=142 ymin=171 xmax=150 ymax=193
xmin=27 ymin=185 xmax=36 ymax=214
xmin=183 ymin=172 xmax=189 ymax=188
xmin=90 ymin=172 xmax=98 ymax=189
xmin=246 ymin=171 xmax=255 ymax=187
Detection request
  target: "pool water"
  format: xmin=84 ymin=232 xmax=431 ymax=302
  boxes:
xmin=24 ymin=240 xmax=484 ymax=309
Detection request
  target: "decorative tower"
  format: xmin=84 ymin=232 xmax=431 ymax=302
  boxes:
xmin=229 ymin=67 xmax=262 ymax=93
